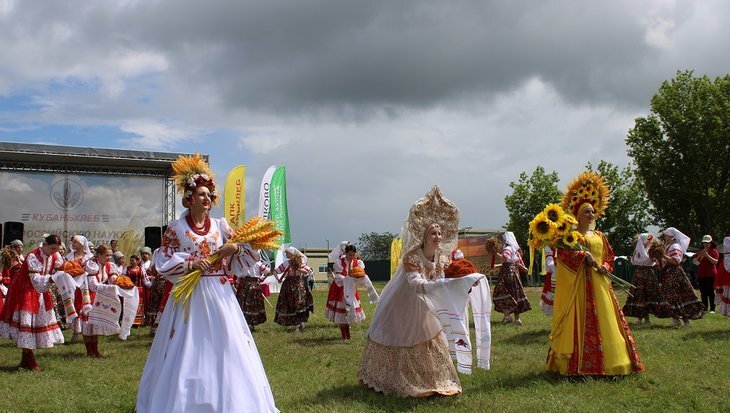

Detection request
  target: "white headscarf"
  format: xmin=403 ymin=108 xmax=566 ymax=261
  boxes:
xmin=663 ymin=227 xmax=690 ymax=255
xmin=328 ymin=241 xmax=349 ymax=262
xmin=502 ymin=231 xmax=519 ymax=250
xmin=724 ymin=236 xmax=730 ymax=272
xmin=70 ymin=235 xmax=91 ymax=255
xmin=632 ymin=233 xmax=655 ymax=266
xmin=283 ymin=245 xmax=307 ymax=265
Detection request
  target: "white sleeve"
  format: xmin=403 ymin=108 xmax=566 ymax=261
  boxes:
xmin=155 ymin=220 xmax=193 ymax=282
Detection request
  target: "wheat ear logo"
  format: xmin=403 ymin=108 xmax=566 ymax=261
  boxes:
xmin=50 ymin=178 xmax=84 ymax=211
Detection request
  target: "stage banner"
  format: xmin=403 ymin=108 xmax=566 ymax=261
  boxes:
xmin=390 ymin=237 xmax=402 ymax=278
xmin=0 ymin=171 xmax=162 ymax=256
xmin=223 ymin=165 xmax=246 ymax=230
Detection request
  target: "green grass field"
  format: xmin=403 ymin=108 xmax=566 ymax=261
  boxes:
xmin=1 ymin=285 xmax=728 ymax=412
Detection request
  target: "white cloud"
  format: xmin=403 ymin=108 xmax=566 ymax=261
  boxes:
xmin=0 ymin=175 xmax=34 ymax=193
xmin=120 ymin=120 xmax=202 ymax=149
xmin=643 ymin=17 xmax=676 ymax=50
xmin=239 ymin=132 xmax=293 ymax=155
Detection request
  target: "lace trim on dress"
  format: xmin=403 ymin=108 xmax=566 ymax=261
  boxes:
xmin=358 ymin=333 xmax=461 ymax=398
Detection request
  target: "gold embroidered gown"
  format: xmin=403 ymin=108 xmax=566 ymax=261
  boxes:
xmin=546 ymin=231 xmax=644 ymax=375
xmin=358 ymin=249 xmax=460 ymax=397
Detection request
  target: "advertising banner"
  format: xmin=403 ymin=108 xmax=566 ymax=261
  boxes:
xmin=223 ymin=165 xmax=246 ymax=230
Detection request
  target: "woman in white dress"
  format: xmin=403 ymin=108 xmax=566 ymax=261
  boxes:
xmin=358 ymin=186 xmax=489 ymax=397
xmin=136 ymin=154 xmax=278 ymax=413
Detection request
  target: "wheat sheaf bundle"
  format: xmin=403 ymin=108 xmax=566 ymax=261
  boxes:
xmin=232 ymin=216 xmax=283 ymax=251
xmin=648 ymin=241 xmax=665 ymax=261
xmin=172 ymin=216 xmax=283 ymax=306
xmin=484 ymin=236 xmax=503 ymax=255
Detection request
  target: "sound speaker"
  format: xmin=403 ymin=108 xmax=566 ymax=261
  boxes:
xmin=3 ymin=221 xmax=24 ymax=246
xmin=144 ymin=226 xmax=162 ymax=250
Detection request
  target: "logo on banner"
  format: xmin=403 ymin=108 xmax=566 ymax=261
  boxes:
xmin=50 ymin=179 xmax=84 ymax=211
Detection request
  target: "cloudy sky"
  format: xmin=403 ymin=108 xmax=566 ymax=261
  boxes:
xmin=1 ymin=0 xmax=727 ymax=248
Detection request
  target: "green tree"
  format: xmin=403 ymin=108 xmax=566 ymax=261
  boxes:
xmin=587 ymin=161 xmax=652 ymax=256
xmin=626 ymin=70 xmax=730 ymax=241
xmin=357 ymin=232 xmax=397 ymax=261
xmin=504 ymin=166 xmax=562 ymax=251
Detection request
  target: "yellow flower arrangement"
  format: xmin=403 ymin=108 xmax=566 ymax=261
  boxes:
xmin=543 ymin=203 xmax=565 ymax=226
xmin=562 ymin=231 xmax=580 ymax=248
xmin=554 ymin=220 xmax=570 ymax=237
xmin=527 ymin=236 xmax=543 ymax=251
xmin=529 ymin=212 xmax=556 ymax=241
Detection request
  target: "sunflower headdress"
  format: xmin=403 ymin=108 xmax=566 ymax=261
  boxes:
xmin=171 ymin=154 xmax=218 ymax=205
xmin=561 ymin=171 xmax=610 ymax=218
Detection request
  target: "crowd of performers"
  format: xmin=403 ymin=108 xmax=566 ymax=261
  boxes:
xmin=1 ymin=157 xmax=729 ymax=411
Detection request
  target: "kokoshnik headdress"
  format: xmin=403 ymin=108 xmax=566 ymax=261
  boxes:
xmin=561 ymin=171 xmax=610 ymax=218
xmin=401 ymin=185 xmax=460 ymax=261
xmin=171 ymin=154 xmax=218 ymax=205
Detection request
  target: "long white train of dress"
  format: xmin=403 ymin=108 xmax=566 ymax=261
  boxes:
xmin=136 ymin=276 xmax=278 ymax=413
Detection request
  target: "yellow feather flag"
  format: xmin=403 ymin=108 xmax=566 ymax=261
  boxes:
xmin=224 ymin=165 xmax=246 ymax=230
xmin=390 ymin=237 xmax=402 ymax=278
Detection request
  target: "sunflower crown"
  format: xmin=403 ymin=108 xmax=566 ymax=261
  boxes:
xmin=562 ymin=171 xmax=610 ymax=218
xmin=171 ymin=154 xmax=219 ymax=204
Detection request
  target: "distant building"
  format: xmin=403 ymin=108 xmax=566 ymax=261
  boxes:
xmin=299 ymin=247 xmax=331 ymax=282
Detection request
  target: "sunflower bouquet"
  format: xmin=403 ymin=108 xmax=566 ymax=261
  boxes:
xmin=172 ymin=216 xmax=282 ymax=306
xmin=527 ymin=203 xmax=635 ymax=294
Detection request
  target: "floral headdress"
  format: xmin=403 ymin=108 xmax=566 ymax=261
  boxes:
xmin=171 ymin=154 xmax=218 ymax=205
xmin=561 ymin=171 xmax=610 ymax=218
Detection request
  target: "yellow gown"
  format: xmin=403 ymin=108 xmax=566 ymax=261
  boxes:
xmin=546 ymin=231 xmax=643 ymax=375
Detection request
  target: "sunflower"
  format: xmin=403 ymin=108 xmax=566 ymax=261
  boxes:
xmin=528 ymin=236 xmax=544 ymax=250
xmin=562 ymin=231 xmax=580 ymax=248
xmin=529 ymin=212 xmax=556 ymax=241
xmin=542 ymin=203 xmax=566 ymax=225
xmin=554 ymin=220 xmax=571 ymax=236
xmin=564 ymin=214 xmax=578 ymax=226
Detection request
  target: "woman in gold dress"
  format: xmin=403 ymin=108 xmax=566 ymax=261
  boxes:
xmin=546 ymin=172 xmax=644 ymax=376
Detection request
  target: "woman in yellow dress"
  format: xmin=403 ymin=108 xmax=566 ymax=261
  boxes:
xmin=546 ymin=172 xmax=644 ymax=376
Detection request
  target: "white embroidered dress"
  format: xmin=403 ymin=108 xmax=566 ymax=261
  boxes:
xmin=136 ymin=211 xmax=278 ymax=413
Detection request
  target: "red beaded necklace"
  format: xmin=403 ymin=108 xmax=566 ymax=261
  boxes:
xmin=186 ymin=214 xmax=211 ymax=236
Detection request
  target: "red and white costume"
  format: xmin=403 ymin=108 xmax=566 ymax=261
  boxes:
xmin=325 ymin=255 xmax=366 ymax=324
xmin=66 ymin=236 xmax=94 ymax=336
xmin=82 ymin=258 xmax=119 ymax=336
xmin=0 ymin=247 xmax=64 ymax=349
xmin=540 ymin=246 xmax=556 ymax=316
xmin=715 ymin=236 xmax=730 ymax=316
xmin=127 ymin=264 xmax=147 ymax=326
